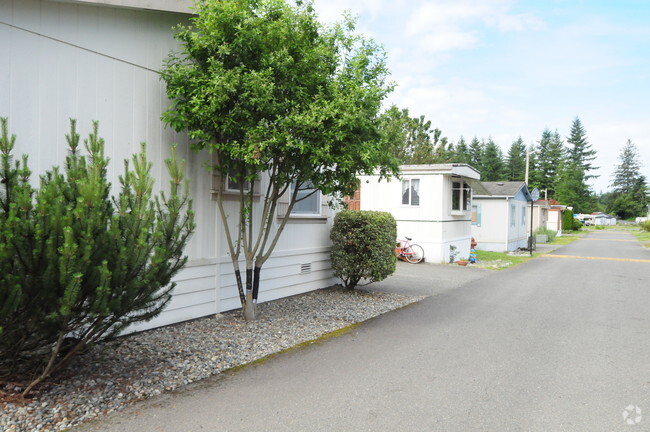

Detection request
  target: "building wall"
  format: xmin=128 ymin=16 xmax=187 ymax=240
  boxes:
xmin=359 ymin=172 xmax=473 ymax=263
xmin=472 ymin=199 xmax=507 ymax=252
xmin=472 ymin=195 xmax=529 ymax=252
xmin=548 ymin=209 xmax=562 ymax=232
xmin=1 ymin=0 xmax=336 ymax=332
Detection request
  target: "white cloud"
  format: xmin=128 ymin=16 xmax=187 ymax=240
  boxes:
xmin=485 ymin=13 xmax=547 ymax=32
xmin=404 ymin=0 xmax=545 ymax=53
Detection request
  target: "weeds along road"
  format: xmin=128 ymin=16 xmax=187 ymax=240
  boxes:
xmin=79 ymin=230 xmax=650 ymax=432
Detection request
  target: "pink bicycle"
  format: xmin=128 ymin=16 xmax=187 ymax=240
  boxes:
xmin=396 ymin=237 xmax=424 ymax=264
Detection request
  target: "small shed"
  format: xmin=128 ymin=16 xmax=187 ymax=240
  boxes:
xmin=593 ymin=213 xmax=617 ymax=226
xmin=358 ymin=164 xmax=485 ymax=263
xmin=471 ymin=182 xmax=532 ymax=252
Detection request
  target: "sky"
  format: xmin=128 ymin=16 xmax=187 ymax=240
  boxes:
xmin=313 ymin=0 xmax=650 ymax=193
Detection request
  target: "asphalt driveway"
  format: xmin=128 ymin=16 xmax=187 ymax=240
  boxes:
xmin=79 ymin=230 xmax=650 ymax=431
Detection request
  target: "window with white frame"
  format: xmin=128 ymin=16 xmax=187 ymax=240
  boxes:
xmin=452 ymin=181 xmax=471 ymax=212
xmin=401 ymin=179 xmax=420 ymax=206
xmin=290 ymin=181 xmax=321 ymax=215
xmin=510 ymin=203 xmax=516 ymax=227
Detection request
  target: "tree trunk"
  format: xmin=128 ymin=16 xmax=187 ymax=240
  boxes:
xmin=243 ymin=268 xmax=256 ymax=320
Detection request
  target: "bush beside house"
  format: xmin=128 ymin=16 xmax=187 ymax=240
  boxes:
xmin=330 ymin=211 xmax=397 ymax=289
xmin=0 ymin=119 xmax=194 ymax=396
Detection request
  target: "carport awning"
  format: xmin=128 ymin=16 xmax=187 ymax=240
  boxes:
xmin=466 ymin=179 xmax=491 ymax=195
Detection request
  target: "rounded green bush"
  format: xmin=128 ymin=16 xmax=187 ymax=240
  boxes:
xmin=330 ymin=210 xmax=397 ymax=289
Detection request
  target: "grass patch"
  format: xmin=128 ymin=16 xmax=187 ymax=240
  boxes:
xmin=632 ymin=229 xmax=650 ymax=248
xmin=548 ymin=234 xmax=581 ymax=246
xmin=473 ymin=250 xmax=538 ymax=270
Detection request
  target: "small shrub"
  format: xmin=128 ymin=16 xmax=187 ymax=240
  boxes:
xmin=562 ymin=210 xmax=582 ymax=232
xmin=643 ymin=220 xmax=650 ymax=232
xmin=535 ymin=226 xmax=557 ymax=242
xmin=0 ymin=119 xmax=194 ymax=395
xmin=330 ymin=210 xmax=397 ymax=289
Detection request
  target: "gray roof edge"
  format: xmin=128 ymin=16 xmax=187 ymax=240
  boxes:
xmin=45 ymin=0 xmax=194 ymax=14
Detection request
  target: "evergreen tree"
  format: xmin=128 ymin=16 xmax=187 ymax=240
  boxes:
xmin=0 ymin=119 xmax=194 ymax=395
xmin=453 ymin=136 xmax=472 ymax=165
xmin=535 ymin=129 xmax=566 ymax=197
xmin=555 ymin=160 xmax=596 ymax=213
xmin=480 ymin=138 xmax=505 ymax=181
xmin=566 ymin=116 xmax=598 ymax=180
xmin=610 ymin=140 xmax=649 ymax=218
xmin=468 ymin=137 xmax=483 ymax=173
xmin=505 ymin=137 xmax=526 ymax=181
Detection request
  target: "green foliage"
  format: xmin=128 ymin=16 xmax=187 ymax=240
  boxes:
xmin=561 ymin=210 xmax=582 ymax=232
xmin=505 ymin=137 xmax=526 ymax=181
xmin=642 ymin=220 xmax=650 ymax=232
xmin=610 ymin=140 xmax=649 ymax=218
xmin=535 ymin=226 xmax=557 ymax=242
xmin=480 ymin=138 xmax=505 ymax=181
xmin=0 ymin=119 xmax=194 ymax=394
xmin=566 ymin=116 xmax=598 ymax=180
xmin=453 ymin=136 xmax=472 ymax=165
xmin=379 ymin=105 xmax=451 ymax=165
xmin=468 ymin=137 xmax=483 ymax=172
xmin=330 ymin=210 xmax=397 ymax=289
xmin=555 ymin=161 xmax=595 ymax=213
xmin=532 ymin=129 xmax=565 ymax=197
xmin=161 ymin=0 xmax=399 ymax=317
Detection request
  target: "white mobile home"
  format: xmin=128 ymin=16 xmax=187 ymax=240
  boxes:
xmin=471 ymin=182 xmax=532 ymax=252
xmin=359 ymin=164 xmax=484 ymax=263
xmin=1 ymin=0 xmax=336 ymax=331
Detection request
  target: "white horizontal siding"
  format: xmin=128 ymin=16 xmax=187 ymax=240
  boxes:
xmin=126 ymin=263 xmax=218 ymax=333
xmin=219 ymin=249 xmax=335 ymax=313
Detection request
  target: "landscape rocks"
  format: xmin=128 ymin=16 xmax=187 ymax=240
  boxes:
xmin=0 ymin=287 xmax=422 ymax=432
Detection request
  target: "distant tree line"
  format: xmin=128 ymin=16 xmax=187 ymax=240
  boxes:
xmin=384 ymin=109 xmax=649 ymax=218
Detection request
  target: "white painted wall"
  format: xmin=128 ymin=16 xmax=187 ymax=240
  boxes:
xmin=472 ymin=196 xmax=529 ymax=252
xmin=1 ymin=0 xmax=336 ymax=332
xmin=359 ymin=169 xmax=474 ymax=263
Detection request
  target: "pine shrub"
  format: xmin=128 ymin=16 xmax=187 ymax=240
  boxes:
xmin=0 ymin=119 xmax=195 ymax=395
xmin=330 ymin=210 xmax=397 ymax=289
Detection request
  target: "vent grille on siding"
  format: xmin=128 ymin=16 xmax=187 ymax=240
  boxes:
xmin=300 ymin=263 xmax=312 ymax=274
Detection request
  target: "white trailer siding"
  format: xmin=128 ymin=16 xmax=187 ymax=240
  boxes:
xmin=359 ymin=164 xmax=479 ymax=263
xmin=1 ymin=0 xmax=336 ymax=332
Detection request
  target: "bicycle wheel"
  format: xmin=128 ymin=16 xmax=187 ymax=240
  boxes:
xmin=403 ymin=244 xmax=424 ymax=264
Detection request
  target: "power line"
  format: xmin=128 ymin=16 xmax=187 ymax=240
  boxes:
xmin=0 ymin=20 xmax=162 ymax=74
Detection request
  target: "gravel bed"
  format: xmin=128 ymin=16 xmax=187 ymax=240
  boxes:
xmin=0 ymin=286 xmax=423 ymax=432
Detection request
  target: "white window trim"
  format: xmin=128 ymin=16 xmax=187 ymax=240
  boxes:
xmin=401 ymin=178 xmax=420 ymax=207
xmin=451 ymin=180 xmax=471 ymax=215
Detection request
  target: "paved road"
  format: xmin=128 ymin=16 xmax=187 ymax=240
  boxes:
xmin=80 ymin=231 xmax=650 ymax=431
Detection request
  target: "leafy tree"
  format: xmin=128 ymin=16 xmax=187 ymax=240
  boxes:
xmin=505 ymin=137 xmax=526 ymax=181
xmin=0 ymin=119 xmax=194 ymax=396
xmin=566 ymin=116 xmax=598 ymax=180
xmin=610 ymin=140 xmax=649 ymax=218
xmin=431 ymin=128 xmax=454 ymax=163
xmin=480 ymin=138 xmax=505 ymax=181
xmin=161 ymin=0 xmax=399 ymax=320
xmin=380 ymin=105 xmax=451 ymax=164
